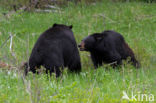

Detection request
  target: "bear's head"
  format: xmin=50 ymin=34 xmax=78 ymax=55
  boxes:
xmin=53 ymin=23 xmax=73 ymax=29
xmin=78 ymin=33 xmax=104 ymax=51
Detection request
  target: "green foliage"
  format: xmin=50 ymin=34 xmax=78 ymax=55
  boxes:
xmin=0 ymin=2 xmax=156 ymax=103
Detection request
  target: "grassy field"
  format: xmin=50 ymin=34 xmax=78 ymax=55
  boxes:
xmin=0 ymin=2 xmax=156 ymax=103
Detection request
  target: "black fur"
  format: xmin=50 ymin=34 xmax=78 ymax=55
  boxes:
xmin=25 ymin=24 xmax=81 ymax=77
xmin=79 ymin=30 xmax=140 ymax=68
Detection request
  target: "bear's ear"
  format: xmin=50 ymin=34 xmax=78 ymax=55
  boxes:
xmin=53 ymin=23 xmax=57 ymax=27
xmin=94 ymin=34 xmax=103 ymax=41
xmin=69 ymin=25 xmax=73 ymax=29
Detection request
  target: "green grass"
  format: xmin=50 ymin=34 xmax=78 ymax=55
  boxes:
xmin=0 ymin=2 xmax=156 ymax=103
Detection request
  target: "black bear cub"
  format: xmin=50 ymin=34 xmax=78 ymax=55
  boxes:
xmin=78 ymin=30 xmax=140 ymax=68
xmin=25 ymin=23 xmax=81 ymax=77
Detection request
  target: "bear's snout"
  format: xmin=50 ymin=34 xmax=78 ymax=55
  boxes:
xmin=78 ymin=41 xmax=85 ymax=51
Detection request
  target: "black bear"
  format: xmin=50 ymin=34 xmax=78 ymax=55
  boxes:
xmin=25 ymin=23 xmax=81 ymax=77
xmin=78 ymin=30 xmax=140 ymax=68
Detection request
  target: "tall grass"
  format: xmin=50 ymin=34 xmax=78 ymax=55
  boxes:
xmin=0 ymin=1 xmax=156 ymax=103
